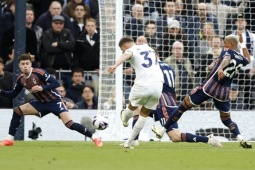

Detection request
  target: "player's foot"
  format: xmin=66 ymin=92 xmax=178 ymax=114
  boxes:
xmin=0 ymin=139 xmax=14 ymax=146
xmin=240 ymin=140 xmax=252 ymax=149
xmin=130 ymin=140 xmax=139 ymax=147
xmin=123 ymin=143 xmax=134 ymax=149
xmin=120 ymin=110 xmax=129 ymax=127
xmin=151 ymin=125 xmax=163 ymax=139
xmin=207 ymin=134 xmax=222 ymax=147
xmin=92 ymin=137 xmax=103 ymax=147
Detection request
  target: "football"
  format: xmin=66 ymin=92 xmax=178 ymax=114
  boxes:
xmin=92 ymin=114 xmax=109 ymax=130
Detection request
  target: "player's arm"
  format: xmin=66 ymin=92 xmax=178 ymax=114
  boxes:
xmin=217 ymin=55 xmax=231 ymax=80
xmin=31 ymin=71 xmax=60 ymax=93
xmin=0 ymin=79 xmax=24 ymax=98
xmin=108 ymin=51 xmax=132 ymax=74
xmin=239 ymin=33 xmax=251 ymax=63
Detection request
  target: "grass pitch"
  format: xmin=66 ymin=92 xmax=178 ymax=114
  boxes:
xmin=0 ymin=141 xmax=254 ymax=170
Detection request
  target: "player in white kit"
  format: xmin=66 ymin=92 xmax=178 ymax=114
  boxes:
xmin=108 ymin=36 xmax=163 ymax=149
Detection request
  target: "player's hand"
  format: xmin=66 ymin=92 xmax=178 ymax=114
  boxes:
xmin=107 ymin=66 xmax=116 ymax=74
xmin=66 ymin=102 xmax=74 ymax=109
xmin=217 ymin=68 xmax=225 ymax=80
xmin=31 ymin=85 xmax=43 ymax=93
xmin=52 ymin=42 xmax=58 ymax=47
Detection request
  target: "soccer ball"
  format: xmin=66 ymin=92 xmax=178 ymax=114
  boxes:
xmin=92 ymin=114 xmax=109 ymax=130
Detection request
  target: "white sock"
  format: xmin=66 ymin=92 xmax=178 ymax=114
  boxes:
xmin=126 ymin=115 xmax=147 ymax=144
xmin=159 ymin=127 xmax=167 ymax=135
xmin=123 ymin=107 xmax=133 ymax=122
xmin=6 ymin=134 xmax=14 ymax=141
xmin=237 ymin=134 xmax=244 ymax=142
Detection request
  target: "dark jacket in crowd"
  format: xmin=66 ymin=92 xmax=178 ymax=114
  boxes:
xmin=74 ymin=30 xmax=100 ymax=71
xmin=41 ymin=28 xmax=75 ymax=69
xmin=76 ymin=97 xmax=98 ymax=109
xmin=66 ymin=82 xmax=86 ymax=103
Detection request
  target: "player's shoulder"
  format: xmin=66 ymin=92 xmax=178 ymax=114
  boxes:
xmin=32 ymin=68 xmax=47 ymax=76
xmin=222 ymin=48 xmax=234 ymax=56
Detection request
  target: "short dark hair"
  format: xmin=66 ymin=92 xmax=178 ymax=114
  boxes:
xmin=144 ymin=20 xmax=156 ymax=27
xmin=118 ymin=36 xmax=134 ymax=47
xmin=18 ymin=53 xmax=32 ymax=63
xmin=84 ymin=85 xmax=94 ymax=93
xmin=71 ymin=67 xmax=84 ymax=77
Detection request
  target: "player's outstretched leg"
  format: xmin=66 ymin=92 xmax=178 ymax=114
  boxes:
xmin=65 ymin=120 xmax=103 ymax=147
xmin=0 ymin=107 xmax=23 ymax=146
xmin=220 ymin=112 xmax=252 ymax=149
xmin=120 ymin=107 xmax=133 ymax=127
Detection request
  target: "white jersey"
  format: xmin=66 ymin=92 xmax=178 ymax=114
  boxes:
xmin=125 ymin=44 xmax=163 ymax=84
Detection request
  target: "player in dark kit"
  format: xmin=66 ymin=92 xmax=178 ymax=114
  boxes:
xmin=0 ymin=54 xmax=103 ymax=147
xmin=152 ymin=34 xmax=252 ymax=148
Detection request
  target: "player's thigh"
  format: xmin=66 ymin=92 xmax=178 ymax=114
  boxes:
xmin=213 ymin=99 xmax=230 ymax=113
xmin=189 ymin=86 xmax=211 ymax=105
xmin=59 ymin=111 xmax=72 ymax=124
xmin=19 ymin=102 xmax=39 ymax=115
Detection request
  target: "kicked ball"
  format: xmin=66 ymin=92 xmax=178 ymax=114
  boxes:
xmin=92 ymin=114 xmax=109 ymax=130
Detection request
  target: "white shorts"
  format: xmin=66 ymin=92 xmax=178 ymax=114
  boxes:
xmin=129 ymin=82 xmax=163 ymax=110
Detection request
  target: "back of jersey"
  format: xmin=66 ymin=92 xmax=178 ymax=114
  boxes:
xmin=159 ymin=61 xmax=176 ymax=96
xmin=126 ymin=44 xmax=163 ymax=84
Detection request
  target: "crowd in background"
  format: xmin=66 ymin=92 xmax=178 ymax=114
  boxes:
xmin=0 ymin=0 xmax=254 ymax=110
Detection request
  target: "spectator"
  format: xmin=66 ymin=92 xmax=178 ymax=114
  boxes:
xmin=157 ymin=20 xmax=189 ymax=60
xmin=124 ymin=4 xmax=144 ymax=41
xmin=74 ymin=17 xmax=99 ymax=71
xmin=26 ymin=0 xmax=64 ymax=21
xmin=66 ymin=67 xmax=85 ymax=103
xmin=45 ymin=67 xmax=64 ymax=86
xmin=0 ymin=0 xmax=11 ymax=15
xmin=41 ymin=15 xmax=75 ymax=70
xmin=231 ymin=13 xmax=255 ymax=57
xmin=26 ymin=7 xmax=43 ymax=65
xmin=0 ymin=57 xmax=13 ymax=108
xmin=56 ymin=85 xmax=78 ymax=109
xmin=124 ymin=0 xmax=158 ymax=22
xmin=143 ymin=20 xmax=160 ymax=48
xmin=35 ymin=1 xmax=73 ymax=34
xmin=72 ymin=3 xmax=90 ymax=40
xmin=63 ymin=0 xmax=86 ymax=21
xmin=156 ymin=0 xmax=186 ymax=38
xmin=76 ymin=85 xmax=98 ymax=109
xmin=163 ymin=41 xmax=194 ymax=101
xmin=174 ymin=0 xmax=188 ymax=33
xmin=206 ymin=0 xmax=248 ymax=36
xmin=187 ymin=3 xmax=219 ymax=61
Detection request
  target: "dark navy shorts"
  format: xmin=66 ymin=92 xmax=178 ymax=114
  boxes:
xmin=150 ymin=106 xmax=178 ymax=133
xmin=189 ymin=86 xmax=230 ymax=113
xmin=29 ymin=99 xmax=69 ymax=117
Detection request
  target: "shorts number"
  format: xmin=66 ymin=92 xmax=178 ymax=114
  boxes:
xmin=57 ymin=102 xmax=64 ymax=111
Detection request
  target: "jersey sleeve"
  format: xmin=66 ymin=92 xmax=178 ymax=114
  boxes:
xmin=0 ymin=76 xmax=24 ymax=98
xmin=36 ymin=69 xmax=60 ymax=91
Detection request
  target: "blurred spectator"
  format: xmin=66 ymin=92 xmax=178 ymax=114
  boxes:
xmin=124 ymin=0 xmax=158 ymax=22
xmin=0 ymin=57 xmax=13 ymax=108
xmin=41 ymin=15 xmax=75 ymax=70
xmin=56 ymin=85 xmax=78 ymax=109
xmin=143 ymin=20 xmax=160 ymax=48
xmin=103 ymin=86 xmax=126 ymax=110
xmin=26 ymin=0 xmax=64 ymax=22
xmin=26 ymin=7 xmax=43 ymax=64
xmin=63 ymin=0 xmax=86 ymax=21
xmin=76 ymin=85 xmax=98 ymax=109
xmin=45 ymin=67 xmax=64 ymax=86
xmin=124 ymin=4 xmax=144 ymax=41
xmin=35 ymin=1 xmax=73 ymax=34
xmin=74 ymin=18 xmax=99 ymax=71
xmin=231 ymin=13 xmax=255 ymax=57
xmin=174 ymin=0 xmax=188 ymax=33
xmin=205 ymin=0 xmax=247 ymax=36
xmin=157 ymin=20 xmax=189 ymax=60
xmin=207 ymin=35 xmax=222 ymax=59
xmin=0 ymin=0 xmax=11 ymax=15
xmin=187 ymin=3 xmax=219 ymax=61
xmin=157 ymin=0 xmax=186 ymax=38
xmin=163 ymin=41 xmax=194 ymax=101
xmin=71 ymin=3 xmax=90 ymax=40
xmin=66 ymin=67 xmax=85 ymax=103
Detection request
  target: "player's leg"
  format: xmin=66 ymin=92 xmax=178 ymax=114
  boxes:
xmin=0 ymin=103 xmax=38 ymax=146
xmin=153 ymin=87 xmax=210 ymax=138
xmin=59 ymin=111 xmax=103 ymax=147
xmin=214 ymin=99 xmax=252 ymax=148
xmin=120 ymin=102 xmax=137 ymax=127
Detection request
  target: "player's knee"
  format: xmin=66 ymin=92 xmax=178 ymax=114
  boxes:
xmin=14 ymin=107 xmax=23 ymax=116
xmin=168 ymin=131 xmax=181 ymax=142
xmin=65 ymin=120 xmax=74 ymax=129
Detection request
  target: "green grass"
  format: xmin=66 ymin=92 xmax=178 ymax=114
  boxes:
xmin=0 ymin=141 xmax=254 ymax=170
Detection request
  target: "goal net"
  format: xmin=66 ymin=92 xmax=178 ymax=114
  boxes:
xmin=98 ymin=0 xmax=255 ymax=141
